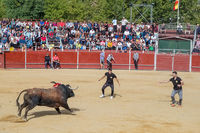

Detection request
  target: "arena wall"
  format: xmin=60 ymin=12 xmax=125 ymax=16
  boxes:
xmin=192 ymin=55 xmax=200 ymax=72
xmin=0 ymin=53 xmax=4 ymax=68
xmin=2 ymin=51 xmax=200 ymax=72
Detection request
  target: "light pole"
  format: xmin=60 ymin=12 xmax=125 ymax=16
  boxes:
xmin=129 ymin=3 xmax=133 ymax=23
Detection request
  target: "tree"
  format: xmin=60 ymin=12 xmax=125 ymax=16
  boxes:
xmin=3 ymin=0 xmax=44 ymax=19
xmin=0 ymin=0 xmax=6 ymax=18
xmin=0 ymin=0 xmax=200 ymax=24
xmin=44 ymin=0 xmax=67 ymax=20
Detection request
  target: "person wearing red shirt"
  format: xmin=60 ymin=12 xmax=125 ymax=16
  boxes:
xmin=41 ymin=34 xmax=46 ymax=44
xmin=53 ymin=53 xmax=61 ymax=69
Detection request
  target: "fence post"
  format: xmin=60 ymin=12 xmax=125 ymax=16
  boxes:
xmin=77 ymin=50 xmax=79 ymax=69
xmin=25 ymin=47 xmax=27 ymax=69
xmin=51 ymin=49 xmax=53 ymax=66
xmin=129 ymin=49 xmax=131 ymax=71
xmin=189 ymin=40 xmax=192 ymax=72
xmin=154 ymin=40 xmax=158 ymax=71
xmin=172 ymin=49 xmax=175 ymax=71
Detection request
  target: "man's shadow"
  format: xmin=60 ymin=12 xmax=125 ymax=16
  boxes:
xmin=104 ymin=93 xmax=122 ymax=98
xmin=27 ymin=108 xmax=80 ymax=121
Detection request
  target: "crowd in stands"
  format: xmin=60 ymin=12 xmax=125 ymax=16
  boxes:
xmin=0 ymin=18 xmax=158 ymax=52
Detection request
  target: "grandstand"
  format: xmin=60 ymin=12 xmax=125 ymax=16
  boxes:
xmin=0 ymin=19 xmax=200 ymax=72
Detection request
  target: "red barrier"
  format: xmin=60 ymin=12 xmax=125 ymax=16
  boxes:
xmin=131 ymin=52 xmax=154 ymax=70
xmin=192 ymin=55 xmax=200 ymax=72
xmin=174 ymin=54 xmax=189 ymax=71
xmin=0 ymin=53 xmax=4 ymax=68
xmin=79 ymin=52 xmax=100 ymax=69
xmin=157 ymin=54 xmax=172 ymax=71
xmin=56 ymin=51 xmax=77 ymax=69
xmin=157 ymin=54 xmax=190 ymax=71
xmin=2 ymin=50 xmax=200 ymax=72
xmin=5 ymin=51 xmax=25 ymax=68
xmin=27 ymin=51 xmax=51 ymax=68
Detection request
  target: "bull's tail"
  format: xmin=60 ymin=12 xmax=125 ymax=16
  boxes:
xmin=16 ymin=89 xmax=28 ymax=111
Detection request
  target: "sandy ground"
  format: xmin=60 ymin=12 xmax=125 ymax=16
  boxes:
xmin=0 ymin=69 xmax=200 ymax=133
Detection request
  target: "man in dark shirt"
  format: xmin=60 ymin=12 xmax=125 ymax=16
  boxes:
xmin=45 ymin=53 xmax=52 ymax=69
xmin=160 ymin=71 xmax=184 ymax=107
xmin=98 ymin=69 xmax=120 ymax=99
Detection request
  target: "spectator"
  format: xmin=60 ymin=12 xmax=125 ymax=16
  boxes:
xmin=160 ymin=23 xmax=166 ymax=33
xmin=53 ymin=53 xmax=60 ymax=69
xmin=89 ymin=29 xmax=95 ymax=38
xmin=100 ymin=50 xmax=105 ymax=69
xmin=121 ymin=17 xmax=128 ymax=33
xmin=197 ymin=24 xmax=200 ymax=35
xmin=107 ymin=40 xmax=112 ymax=50
xmin=133 ymin=51 xmax=139 ymax=70
xmin=177 ymin=23 xmax=183 ymax=34
xmin=45 ymin=53 xmax=52 ymax=69
xmin=112 ymin=18 xmax=117 ymax=32
xmin=116 ymin=41 xmax=123 ymax=52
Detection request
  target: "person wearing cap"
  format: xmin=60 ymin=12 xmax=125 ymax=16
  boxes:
xmin=98 ymin=69 xmax=120 ymax=99
xmin=106 ymin=54 xmax=115 ymax=70
xmin=160 ymin=71 xmax=184 ymax=107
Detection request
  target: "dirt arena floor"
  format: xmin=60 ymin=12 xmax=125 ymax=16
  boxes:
xmin=0 ymin=69 xmax=200 ymax=133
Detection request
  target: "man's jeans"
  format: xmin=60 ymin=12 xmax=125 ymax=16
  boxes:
xmin=171 ymin=89 xmax=183 ymax=105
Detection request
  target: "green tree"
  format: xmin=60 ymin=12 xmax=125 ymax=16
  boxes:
xmin=0 ymin=0 xmax=6 ymax=18
xmin=44 ymin=0 xmax=67 ymax=20
xmin=3 ymin=0 xmax=44 ymax=19
xmin=0 ymin=0 xmax=200 ymax=24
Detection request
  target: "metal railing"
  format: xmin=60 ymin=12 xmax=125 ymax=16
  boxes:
xmin=158 ymin=23 xmax=197 ymax=31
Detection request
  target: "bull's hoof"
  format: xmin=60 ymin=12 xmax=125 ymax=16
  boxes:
xmin=17 ymin=113 xmax=21 ymax=117
xmin=23 ymin=117 xmax=28 ymax=122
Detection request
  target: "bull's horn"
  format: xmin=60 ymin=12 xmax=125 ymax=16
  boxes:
xmin=50 ymin=81 xmax=57 ymax=84
xmin=71 ymin=86 xmax=79 ymax=90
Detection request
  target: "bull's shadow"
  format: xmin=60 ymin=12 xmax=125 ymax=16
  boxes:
xmin=28 ymin=108 xmax=80 ymax=121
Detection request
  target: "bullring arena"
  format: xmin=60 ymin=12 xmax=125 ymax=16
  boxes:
xmin=0 ymin=69 xmax=200 ymax=133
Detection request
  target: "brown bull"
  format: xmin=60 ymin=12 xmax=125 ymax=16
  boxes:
xmin=16 ymin=83 xmax=78 ymax=121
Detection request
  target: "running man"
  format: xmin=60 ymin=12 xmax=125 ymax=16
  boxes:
xmin=100 ymin=50 xmax=105 ymax=69
xmin=160 ymin=71 xmax=184 ymax=107
xmin=98 ymin=69 xmax=120 ymax=99
xmin=107 ymin=54 xmax=115 ymax=70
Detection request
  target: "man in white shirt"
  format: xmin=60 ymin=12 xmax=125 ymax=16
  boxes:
xmin=121 ymin=17 xmax=128 ymax=33
xmin=116 ymin=41 xmax=123 ymax=52
xmin=112 ymin=19 xmax=117 ymax=32
xmin=123 ymin=29 xmax=130 ymax=39
xmin=89 ymin=29 xmax=95 ymax=38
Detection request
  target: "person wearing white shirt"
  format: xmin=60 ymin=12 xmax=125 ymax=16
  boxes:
xmin=121 ymin=17 xmax=128 ymax=33
xmin=126 ymin=41 xmax=131 ymax=49
xmin=116 ymin=41 xmax=123 ymax=52
xmin=89 ymin=29 xmax=95 ymax=38
xmin=112 ymin=19 xmax=117 ymax=32
xmin=123 ymin=29 xmax=130 ymax=39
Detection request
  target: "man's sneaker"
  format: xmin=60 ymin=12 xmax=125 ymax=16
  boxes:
xmin=171 ymin=103 xmax=176 ymax=107
xmin=99 ymin=95 xmax=105 ymax=98
xmin=110 ymin=96 xmax=114 ymax=99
